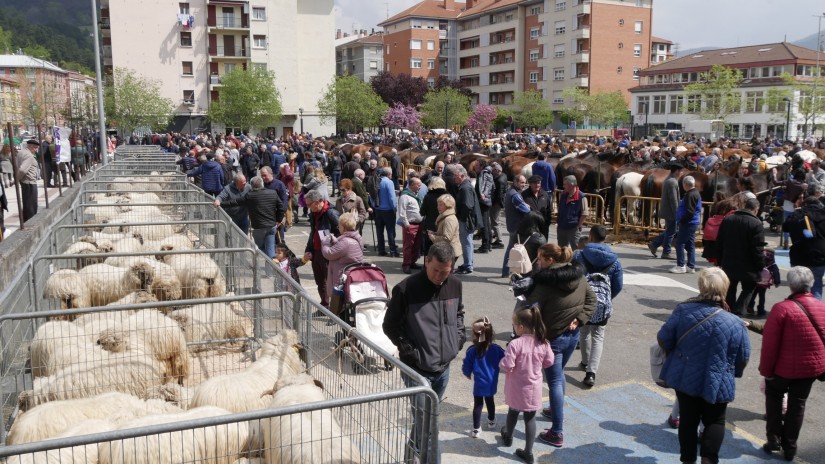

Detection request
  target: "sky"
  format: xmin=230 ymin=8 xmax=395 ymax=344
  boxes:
xmin=334 ymin=0 xmax=825 ymax=52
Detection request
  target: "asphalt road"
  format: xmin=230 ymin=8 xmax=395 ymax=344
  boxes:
xmin=283 ymin=210 xmax=824 ymax=464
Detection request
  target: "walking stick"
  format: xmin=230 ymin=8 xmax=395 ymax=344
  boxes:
xmin=371 ymin=215 xmax=377 ymax=251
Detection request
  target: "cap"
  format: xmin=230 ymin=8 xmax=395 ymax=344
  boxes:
xmin=528 ymin=175 xmax=542 ymax=184
xmin=760 ymin=154 xmax=768 ymax=160
xmin=25 ymin=139 xmax=40 ymax=146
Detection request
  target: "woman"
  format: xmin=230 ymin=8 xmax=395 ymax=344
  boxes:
xmin=303 ymin=167 xmax=329 ymax=202
xmin=279 ymin=162 xmax=296 ymax=225
xmin=321 ymin=212 xmax=364 ymax=313
xmin=334 ymin=178 xmax=367 ymax=227
xmin=513 ymin=211 xmax=548 ymax=274
xmin=657 ymin=267 xmax=750 ymax=464
xmin=421 ymin=177 xmax=448 ymax=254
xmin=760 ymin=266 xmax=825 ymax=461
xmin=1 ymin=144 xmax=13 ymax=188
xmin=701 ymin=198 xmax=738 ymax=266
xmin=524 ymin=244 xmax=595 ymax=448
xmin=428 ymin=194 xmax=461 ymax=267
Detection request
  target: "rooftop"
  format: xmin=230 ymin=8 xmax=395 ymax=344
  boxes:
xmin=0 ymin=55 xmax=66 ymax=74
xmin=379 ymin=0 xmax=466 ymax=26
xmin=651 ymin=36 xmax=673 ymax=45
xmin=642 ymin=42 xmax=821 ymax=73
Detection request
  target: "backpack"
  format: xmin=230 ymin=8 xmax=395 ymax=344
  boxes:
xmin=582 ymin=256 xmax=613 ymax=325
xmin=508 ymin=234 xmax=533 ymax=276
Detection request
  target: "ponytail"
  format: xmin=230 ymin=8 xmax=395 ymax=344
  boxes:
xmin=531 ymin=304 xmax=547 ymax=342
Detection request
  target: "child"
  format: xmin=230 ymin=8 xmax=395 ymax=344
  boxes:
xmin=499 ymin=304 xmax=554 ymax=464
xmin=462 ymin=317 xmax=505 ymax=439
xmin=274 ymin=243 xmax=308 ymax=284
xmin=748 ymin=248 xmax=780 ymax=317
xmin=577 ymin=236 xmax=589 ymax=250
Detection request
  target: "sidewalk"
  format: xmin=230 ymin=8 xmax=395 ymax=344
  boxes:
xmin=2 ymin=172 xmax=87 ymax=240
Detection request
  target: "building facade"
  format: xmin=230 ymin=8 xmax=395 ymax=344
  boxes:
xmin=630 ymin=42 xmax=824 ymax=140
xmin=0 ymin=55 xmax=73 ymax=137
xmin=335 ymin=32 xmax=384 ymax=82
xmin=650 ymin=36 xmax=673 ymax=64
xmin=100 ymin=0 xmax=336 ymax=137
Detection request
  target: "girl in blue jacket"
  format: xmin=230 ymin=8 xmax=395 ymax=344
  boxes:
xmin=462 ymin=317 xmax=505 ymax=438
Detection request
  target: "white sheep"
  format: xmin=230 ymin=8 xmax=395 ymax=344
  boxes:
xmin=263 ymin=373 xmax=362 ymax=464
xmin=142 ymin=234 xmax=193 ymax=253
xmin=122 ymin=191 xmax=161 ymax=203
xmin=43 ymin=269 xmax=90 ymax=315
xmin=84 ymin=230 xmax=144 ymax=244
xmin=168 ymin=301 xmax=252 ymax=350
xmin=163 ymin=253 xmax=227 ymax=300
xmin=29 ymin=321 xmax=111 ymax=378
xmin=103 ymin=257 xmax=182 ymax=302
xmin=77 ymin=261 xmax=155 ymax=307
xmin=98 ymin=406 xmax=249 ymax=464
xmin=5 ymin=419 xmax=115 ymax=464
xmin=62 ymin=241 xmax=108 ymax=269
xmin=7 ymin=391 xmax=181 ymax=445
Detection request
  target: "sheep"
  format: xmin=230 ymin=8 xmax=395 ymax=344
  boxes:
xmin=5 ymin=419 xmax=115 ymax=464
xmin=43 ymin=269 xmax=91 ymax=315
xmin=142 ymin=234 xmax=193 ymax=254
xmin=98 ymin=406 xmax=249 ymax=464
xmin=168 ymin=301 xmax=252 ymax=349
xmin=29 ymin=321 xmax=112 ymax=378
xmin=103 ymin=257 xmax=182 ymax=302
xmin=109 ymin=290 xmax=158 ymax=306
xmin=62 ymin=241 xmax=108 ymax=269
xmin=77 ymin=261 xmax=155 ymax=307
xmin=263 ymin=373 xmax=361 ymax=464
xmin=111 ymin=236 xmax=144 ymax=254
xmin=7 ymin=391 xmax=181 ymax=445
xmin=163 ymin=253 xmax=227 ymax=300
xmin=145 ymin=382 xmax=193 ymax=409
xmin=84 ymin=230 xmax=144 ymax=244
xmin=87 ymin=202 xmax=131 ymax=224
xmin=122 ymin=191 xmax=161 ymax=203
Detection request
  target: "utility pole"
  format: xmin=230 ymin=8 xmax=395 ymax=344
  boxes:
xmin=91 ymin=0 xmax=108 ymax=165
xmin=811 ymin=13 xmax=825 ymax=138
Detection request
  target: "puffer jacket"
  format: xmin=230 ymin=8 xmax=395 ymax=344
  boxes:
xmin=760 ymin=293 xmax=825 ymax=379
xmin=658 ymin=300 xmax=750 ymax=404
xmin=525 ymin=262 xmax=596 ymax=341
xmin=475 ymin=166 xmax=493 ymax=207
xmin=573 ymin=243 xmax=623 ymax=299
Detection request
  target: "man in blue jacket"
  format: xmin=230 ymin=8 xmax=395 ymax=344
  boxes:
xmin=375 ymin=167 xmax=399 ymax=257
xmin=531 ymin=152 xmax=556 ymax=196
xmin=670 ymin=176 xmax=701 ymax=274
xmin=187 ymin=152 xmax=225 ymax=196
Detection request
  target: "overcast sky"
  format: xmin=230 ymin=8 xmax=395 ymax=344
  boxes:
xmin=334 ymin=0 xmax=825 ymax=52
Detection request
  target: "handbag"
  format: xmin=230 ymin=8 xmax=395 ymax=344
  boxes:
xmin=650 ymin=308 xmax=723 ymax=387
xmin=790 ymin=299 xmax=825 ymax=381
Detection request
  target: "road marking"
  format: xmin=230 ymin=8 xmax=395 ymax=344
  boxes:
xmin=623 ymin=273 xmax=698 ymax=293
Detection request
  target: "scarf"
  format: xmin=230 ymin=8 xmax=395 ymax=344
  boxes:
xmin=401 ymin=188 xmax=421 ymax=207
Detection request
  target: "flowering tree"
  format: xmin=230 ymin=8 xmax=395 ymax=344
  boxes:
xmin=382 ymin=103 xmax=421 ymax=131
xmin=466 ymin=104 xmax=497 ymax=132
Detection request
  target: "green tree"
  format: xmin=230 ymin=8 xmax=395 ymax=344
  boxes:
xmin=420 ymin=87 xmax=471 ymax=129
xmin=764 ymin=72 xmax=825 ymax=136
xmin=513 ymin=90 xmax=553 ymax=129
xmin=208 ymin=67 xmax=282 ymax=131
xmin=683 ymin=64 xmax=744 ymax=121
xmin=0 ymin=25 xmax=12 ymax=54
xmin=23 ymin=44 xmax=51 ymax=60
xmin=560 ymin=87 xmax=589 ymax=126
xmin=105 ymin=67 xmax=174 ymax=135
xmin=318 ymin=74 xmax=387 ymax=133
xmin=561 ymin=88 xmax=629 ymax=128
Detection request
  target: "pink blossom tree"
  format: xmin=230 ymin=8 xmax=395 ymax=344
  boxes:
xmin=382 ymin=103 xmax=422 ymax=132
xmin=466 ymin=104 xmax=497 ymax=132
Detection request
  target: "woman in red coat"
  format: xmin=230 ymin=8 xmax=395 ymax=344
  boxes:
xmin=759 ymin=266 xmax=825 ymax=461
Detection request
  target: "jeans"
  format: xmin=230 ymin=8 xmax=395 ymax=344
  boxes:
xmin=675 ymin=390 xmax=728 ymax=464
xmin=544 ymin=328 xmax=580 ymax=434
xmin=402 ymin=368 xmax=448 ymax=464
xmin=231 ymin=215 xmax=250 ymax=235
xmin=501 ymin=233 xmax=516 ymax=276
xmin=252 ymin=226 xmax=277 ymax=258
xmin=580 ymin=324 xmax=606 ymax=374
xmin=808 ymin=265 xmax=825 ymax=300
xmin=783 ymin=209 xmax=794 ymax=246
xmin=331 ymin=170 xmax=341 ymax=196
xmin=765 ymin=376 xmax=816 ymax=455
xmin=374 ymin=209 xmax=397 ymax=254
xmin=557 ymin=226 xmax=581 ymax=249
xmin=675 ymin=222 xmax=697 ymax=269
xmin=459 ymin=221 xmax=474 ymax=270
xmin=650 ymin=219 xmax=677 ymax=255
xmin=725 ymin=277 xmax=757 ymax=315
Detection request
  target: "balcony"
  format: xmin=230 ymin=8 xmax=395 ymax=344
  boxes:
xmin=209 ymin=45 xmax=250 ymax=58
xmin=210 ymin=75 xmax=223 ymax=86
xmin=570 ymin=74 xmax=589 ymax=87
xmin=209 ymin=15 xmax=248 ymax=30
xmin=439 ymin=29 xmax=447 ymax=39
xmin=574 ymin=1 xmax=591 ymax=14
xmin=573 ymin=50 xmax=590 ymax=63
xmin=573 ymin=26 xmax=591 ymax=39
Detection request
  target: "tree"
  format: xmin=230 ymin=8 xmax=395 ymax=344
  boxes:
xmin=433 ymin=75 xmax=473 ymax=98
xmin=683 ymin=64 xmax=744 ymax=121
xmin=370 ymin=72 xmax=429 ymax=107
xmin=466 ymin=104 xmax=497 ymax=132
xmin=513 ymin=90 xmax=553 ymax=129
xmin=24 ymin=44 xmax=51 ymax=60
xmin=420 ymin=87 xmax=471 ymax=129
xmin=382 ymin=103 xmax=421 ymax=132
xmin=208 ymin=67 xmax=282 ymax=132
xmin=105 ymin=67 xmax=174 ymax=135
xmin=318 ymin=74 xmax=387 ymax=134
xmin=764 ymin=72 xmax=825 ymax=137
xmin=560 ymin=87 xmax=589 ymax=126
xmin=561 ymin=87 xmax=628 ymax=128
xmin=17 ymin=69 xmax=66 ymax=139
xmin=0 ymin=25 xmax=11 ymax=54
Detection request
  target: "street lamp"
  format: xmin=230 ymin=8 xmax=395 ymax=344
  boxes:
xmin=298 ymin=107 xmax=304 ymax=134
xmin=811 ymin=12 xmax=824 ymax=138
xmin=783 ymin=96 xmax=792 ymax=142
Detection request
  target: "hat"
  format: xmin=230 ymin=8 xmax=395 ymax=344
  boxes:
xmin=528 ymin=175 xmax=542 ymax=184
xmin=25 ymin=139 xmax=40 ymax=146
xmin=760 ymin=154 xmax=768 ymax=160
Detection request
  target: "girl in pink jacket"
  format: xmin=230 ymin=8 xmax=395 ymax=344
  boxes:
xmin=499 ymin=303 xmax=555 ymax=464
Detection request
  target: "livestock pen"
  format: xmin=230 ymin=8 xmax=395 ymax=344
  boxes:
xmin=0 ymin=147 xmax=439 ymax=463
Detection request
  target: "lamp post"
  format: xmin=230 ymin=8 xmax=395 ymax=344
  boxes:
xmin=298 ymin=107 xmax=304 ymax=134
xmin=91 ymin=0 xmax=108 ymax=165
xmin=784 ymin=96 xmax=792 ymax=142
xmin=811 ymin=13 xmax=825 ymax=138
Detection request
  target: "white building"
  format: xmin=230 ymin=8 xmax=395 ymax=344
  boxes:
xmin=100 ymin=0 xmax=336 ymax=137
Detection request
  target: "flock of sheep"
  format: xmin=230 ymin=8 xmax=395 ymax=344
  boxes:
xmin=5 ymin=177 xmax=362 ymax=463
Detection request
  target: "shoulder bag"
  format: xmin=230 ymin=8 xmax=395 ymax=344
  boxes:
xmin=790 ymin=299 xmax=825 ymax=381
xmin=650 ymin=308 xmax=723 ymax=387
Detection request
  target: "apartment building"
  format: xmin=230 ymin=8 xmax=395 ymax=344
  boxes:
xmin=650 ymin=36 xmax=674 ymax=64
xmin=335 ymin=32 xmax=384 ymax=82
xmin=100 ymin=0 xmax=336 ymax=137
xmin=629 ymin=42 xmax=823 ymax=140
xmin=0 ymin=55 xmax=71 ymax=135
xmin=0 ymin=76 xmax=22 ymax=138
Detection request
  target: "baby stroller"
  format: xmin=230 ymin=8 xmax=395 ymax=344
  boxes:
xmin=333 ymin=262 xmax=397 ymax=373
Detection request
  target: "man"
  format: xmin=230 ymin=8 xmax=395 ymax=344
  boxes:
xmin=531 ymin=152 xmax=557 ymax=197
xmin=70 ymin=140 xmax=87 ymax=181
xmin=187 ymin=152 xmax=224 ymax=196
xmin=215 ymin=153 xmax=233 ymax=187
xmin=40 ymin=135 xmax=57 ymax=188
xmin=352 ymin=169 xmax=371 ymax=218
xmin=215 ymin=175 xmax=284 ymax=259
xmin=270 ymin=145 xmax=286 ymax=174
xmin=501 ymin=175 xmax=531 ymax=277
xmin=420 ymin=160 xmax=444 ymax=186
xmin=523 ymin=175 xmax=552 ymax=240
xmin=384 ymin=242 xmax=466 ymax=399
xmin=328 ymin=149 xmax=343 ymax=197
xmin=670 ymin=176 xmax=703 ymax=274
xmin=17 ymin=140 xmax=40 ymax=221
xmin=365 ymin=158 xmax=381 ymax=210
xmin=214 ymin=173 xmax=251 ymax=234
xmin=375 ymin=167 xmax=399 ymax=257
xmin=489 ymin=162 xmax=508 ymax=248
xmin=303 ymin=189 xmax=341 ymax=308
xmin=648 ymin=163 xmax=681 ymax=259
xmin=342 ymin=153 xmax=361 ymax=180
xmin=784 ymin=196 xmax=825 ymax=299
xmin=556 ymin=175 xmax=588 ymax=249
xmin=474 ymin=159 xmax=494 ymax=254
xmin=449 ymin=164 xmax=481 ymax=274
xmin=176 ymin=146 xmax=197 ymax=172
xmin=241 ymin=145 xmax=260 ymax=180
xmin=260 ymin=166 xmax=288 ymax=210
xmin=398 ymin=177 xmax=424 ymax=273
xmin=807 ymin=159 xmax=825 ymax=188
xmin=700 ymin=147 xmax=720 ymax=172
xmin=717 ymin=197 xmax=765 ymax=315
xmin=573 ymin=225 xmax=623 ymax=388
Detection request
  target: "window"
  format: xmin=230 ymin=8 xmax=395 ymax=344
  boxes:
xmin=618 ymin=42 xmax=624 ymax=49
xmin=652 ymin=95 xmax=666 ymax=114
xmin=386 ymin=45 xmax=390 ymax=55
xmin=253 ymin=35 xmax=266 ymax=49
xmin=618 ymin=19 xmax=624 ymax=26
xmin=686 ymin=94 xmax=700 ymax=113
xmin=530 ymin=27 xmax=540 ymax=40
xmin=427 ymin=77 xmax=435 ymax=87
xmin=554 ymin=68 xmax=564 ymax=81
xmin=410 ymin=39 xmax=422 ymax=50
xmin=617 ymin=66 xmax=623 ymax=74
xmin=555 ymin=0 xmax=566 ymax=11
xmin=633 ymin=67 xmax=640 ymax=81
xmin=369 ymin=61 xmax=378 ymax=69
xmin=472 ymin=57 xmax=479 ymax=67
xmin=745 ymin=91 xmax=764 ymax=113
xmin=553 ymin=90 xmax=564 ymax=104
xmin=530 ymin=6 xmax=542 ymax=15
xmin=529 ymin=71 xmax=539 ymax=83
xmin=182 ymin=90 xmax=194 ymax=103
xmin=633 ymin=44 xmax=642 ymax=57
xmin=669 ymin=95 xmax=683 ymax=113
xmin=427 ymin=40 xmax=435 ymax=50
xmin=766 ymin=96 xmax=784 ymax=113
xmin=181 ymin=61 xmax=193 ymax=76
xmin=411 ymin=20 xmax=421 ymax=28
xmin=634 ymin=21 xmax=643 ymax=34
xmin=252 ymin=62 xmax=267 ymax=71
xmin=224 ymin=63 xmax=236 ymax=73
xmin=180 ymin=31 xmax=192 ymax=47
xmin=411 ymin=58 xmax=422 ymax=69
xmin=637 ymin=96 xmax=649 ymax=114
xmin=427 ymin=59 xmax=435 ymax=69
xmin=179 ymin=2 xmax=190 ymax=14
xmin=252 ymin=7 xmax=266 ymax=20
xmin=554 ymin=44 xmax=565 ymax=58
xmin=554 ymin=21 xmax=566 ymax=35
xmin=530 ymin=49 xmax=540 ymax=61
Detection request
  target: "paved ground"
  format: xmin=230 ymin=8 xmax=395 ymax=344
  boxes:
xmin=2 ymin=172 xmax=83 ymax=240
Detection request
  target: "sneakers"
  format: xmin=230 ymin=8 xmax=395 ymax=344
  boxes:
xmin=455 ymin=268 xmax=473 ymax=275
xmin=583 ymin=372 xmax=596 ymax=387
xmin=491 ymin=241 xmax=505 ymax=249
xmin=687 ymin=267 xmax=696 ymax=274
xmin=500 ymin=427 xmax=513 ymax=447
xmin=648 ymin=243 xmax=658 ymax=257
xmin=667 ymin=415 xmax=680 ymax=429
xmin=470 ymin=429 xmax=480 ymax=438
xmin=660 ymin=253 xmax=675 ymax=260
xmin=487 ymin=419 xmax=496 ymax=429
xmin=538 ymin=429 xmax=564 ymax=447
xmin=578 ymin=362 xmax=588 ymax=371
xmin=762 ymin=441 xmax=781 ymax=454
xmin=515 ymin=449 xmax=534 ymax=463
xmin=541 ymin=407 xmax=553 ymax=419
xmin=669 ymin=265 xmax=687 ymax=274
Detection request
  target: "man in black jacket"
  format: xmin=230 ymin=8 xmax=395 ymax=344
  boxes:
xmin=474 ymin=159 xmax=494 ymax=254
xmin=447 ymin=164 xmax=481 ymax=274
xmin=490 ymin=162 xmax=508 ymax=248
xmin=718 ymin=197 xmax=765 ymax=316
xmin=784 ymin=196 xmax=825 ymax=299
xmin=523 ymin=174 xmax=553 ymax=240
xmin=215 ymin=175 xmax=284 ymax=260
xmin=304 ymin=189 xmax=341 ymax=308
